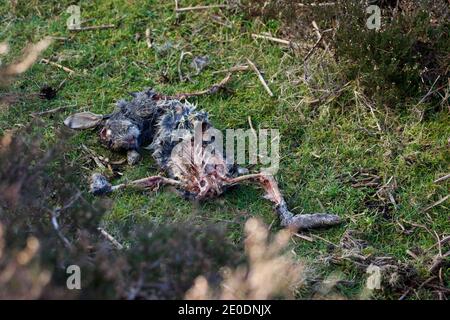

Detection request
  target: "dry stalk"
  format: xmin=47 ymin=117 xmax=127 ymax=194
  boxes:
xmin=246 ymin=58 xmax=274 ymax=97
xmin=185 ymin=218 xmax=306 ymax=300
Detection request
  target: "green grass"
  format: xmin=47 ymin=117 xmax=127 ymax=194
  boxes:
xmin=1 ymin=0 xmax=449 ymax=299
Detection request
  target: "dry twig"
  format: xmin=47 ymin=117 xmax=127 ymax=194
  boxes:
xmin=251 ymin=33 xmax=291 ymax=46
xmin=166 ymin=73 xmax=232 ymax=100
xmin=145 ymin=28 xmax=152 ymax=48
xmin=312 ymin=21 xmax=330 ymax=51
xmin=246 ymin=58 xmax=274 ymax=97
xmin=303 ymin=34 xmax=323 ymax=62
xmin=297 ymin=2 xmax=336 ymax=7
xmin=40 ymin=59 xmax=75 ymax=74
xmin=69 ymin=24 xmax=115 ymax=32
xmin=98 ymin=227 xmax=123 ymax=250
xmin=175 ymin=4 xmax=227 ymax=12
xmin=178 ymin=51 xmax=193 ymax=82
xmin=31 ymin=106 xmax=69 ymax=117
xmin=434 ymin=174 xmax=450 ymax=184
xmin=423 ymin=195 xmax=449 ymax=212
xmin=212 ymin=65 xmax=249 ymax=74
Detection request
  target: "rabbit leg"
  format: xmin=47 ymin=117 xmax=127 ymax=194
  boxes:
xmin=90 ymin=173 xmax=180 ymax=195
xmin=227 ymin=173 xmax=342 ymax=230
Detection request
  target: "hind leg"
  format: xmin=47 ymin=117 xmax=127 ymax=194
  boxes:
xmin=227 ymin=173 xmax=341 ymax=230
xmin=90 ymin=173 xmax=180 ymax=195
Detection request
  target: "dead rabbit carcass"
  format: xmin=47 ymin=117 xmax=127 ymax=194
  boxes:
xmin=64 ymin=76 xmax=341 ymax=231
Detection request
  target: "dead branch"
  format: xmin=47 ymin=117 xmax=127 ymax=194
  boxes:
xmin=427 ymin=235 xmax=450 ymax=253
xmin=50 ymin=211 xmax=72 ymax=249
xmin=212 ymin=65 xmax=249 ymax=74
xmin=251 ymin=33 xmax=291 ymax=46
xmin=246 ymin=58 xmax=274 ymax=97
xmin=69 ymin=24 xmax=115 ymax=32
xmin=175 ymin=4 xmax=227 ymax=12
xmin=49 ymin=192 xmax=82 ymax=249
xmin=40 ymin=59 xmax=75 ymax=74
xmin=210 ymin=14 xmax=232 ymax=28
xmin=415 ymin=75 xmax=441 ymax=107
xmin=312 ymin=21 xmax=330 ymax=51
xmin=178 ymin=51 xmax=193 ymax=82
xmin=429 ymin=250 xmax=450 ymax=273
xmin=81 ymin=144 xmax=107 ymax=170
xmin=163 ymin=73 xmax=233 ymax=100
xmin=31 ymin=106 xmax=68 ymax=117
xmin=303 ymin=34 xmax=323 ymax=62
xmin=145 ymin=28 xmax=152 ymax=48
xmin=49 ymin=36 xmax=68 ymax=41
xmin=297 ymin=2 xmax=336 ymax=7
xmin=423 ymin=195 xmax=449 ymax=212
xmin=434 ymin=174 xmax=450 ymax=184
xmin=294 ymin=233 xmax=314 ymax=242
xmin=98 ymin=227 xmax=123 ymax=250
xmin=247 ymin=116 xmax=257 ymax=138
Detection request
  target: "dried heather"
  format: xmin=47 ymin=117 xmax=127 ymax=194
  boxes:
xmin=186 ymin=218 xmax=307 ymax=300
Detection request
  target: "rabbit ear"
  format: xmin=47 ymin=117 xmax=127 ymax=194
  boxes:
xmin=64 ymin=112 xmax=104 ymax=129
